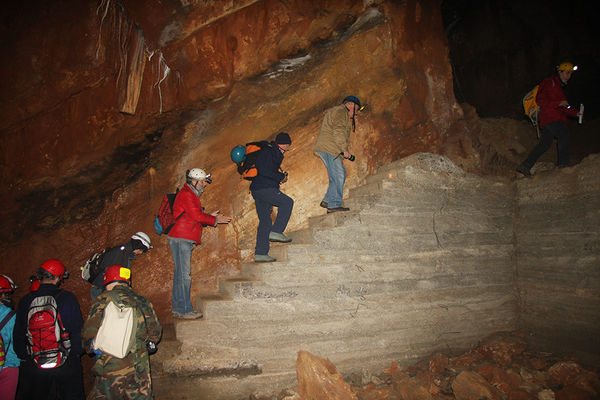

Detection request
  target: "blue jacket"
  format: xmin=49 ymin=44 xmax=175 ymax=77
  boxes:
xmin=250 ymin=142 xmax=286 ymax=191
xmin=0 ymin=304 xmax=19 ymax=368
xmin=13 ymin=283 xmax=84 ymax=360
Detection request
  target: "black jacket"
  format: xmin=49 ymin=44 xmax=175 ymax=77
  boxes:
xmin=250 ymin=141 xmax=286 ymax=191
xmin=91 ymin=241 xmax=136 ymax=289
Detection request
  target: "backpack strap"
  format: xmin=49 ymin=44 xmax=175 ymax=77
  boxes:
xmin=0 ymin=310 xmax=15 ymax=330
xmin=106 ymin=288 xmax=133 ymax=309
xmin=106 ymin=289 xmax=122 ymax=306
xmin=49 ymin=290 xmax=68 ymax=333
xmin=172 ymin=189 xmax=186 ymax=220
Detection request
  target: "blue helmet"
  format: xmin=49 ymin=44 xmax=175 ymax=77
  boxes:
xmin=342 ymin=95 xmax=362 ymax=107
xmin=230 ymin=145 xmax=246 ymax=164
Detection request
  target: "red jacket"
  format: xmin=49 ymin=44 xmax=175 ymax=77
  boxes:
xmin=536 ymin=73 xmax=578 ymax=128
xmin=168 ymin=184 xmax=216 ymax=244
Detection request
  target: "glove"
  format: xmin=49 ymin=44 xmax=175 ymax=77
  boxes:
xmin=89 ymin=339 xmax=102 ymax=356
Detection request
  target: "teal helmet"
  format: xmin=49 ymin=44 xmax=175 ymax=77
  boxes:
xmin=230 ymin=145 xmax=246 ymax=164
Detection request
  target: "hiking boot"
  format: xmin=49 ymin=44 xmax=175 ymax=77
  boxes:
xmin=254 ymin=254 xmax=276 ymax=263
xmin=320 ymin=201 xmax=328 ymax=209
xmin=174 ymin=311 xmax=203 ymax=320
xmin=516 ymin=164 xmax=532 ymax=177
xmin=269 ymin=232 xmax=292 ymax=243
xmin=327 ymin=206 xmax=350 ymax=213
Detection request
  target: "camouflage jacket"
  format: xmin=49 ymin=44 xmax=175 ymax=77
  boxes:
xmin=82 ymin=284 xmax=162 ymax=377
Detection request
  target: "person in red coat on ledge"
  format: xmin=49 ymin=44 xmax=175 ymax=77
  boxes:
xmin=517 ymin=61 xmax=582 ymax=177
xmin=167 ymin=168 xmax=231 ymax=319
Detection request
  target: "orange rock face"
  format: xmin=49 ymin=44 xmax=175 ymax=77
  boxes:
xmin=1 ymin=0 xmax=468 ymax=322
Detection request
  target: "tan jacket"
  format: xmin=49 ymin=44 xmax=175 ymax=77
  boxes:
xmin=314 ymin=104 xmax=352 ymax=156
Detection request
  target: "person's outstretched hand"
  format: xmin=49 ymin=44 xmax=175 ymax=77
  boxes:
xmin=211 ymin=210 xmax=232 ymax=224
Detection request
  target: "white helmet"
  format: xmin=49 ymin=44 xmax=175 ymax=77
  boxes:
xmin=131 ymin=232 xmax=152 ymax=250
xmin=187 ymin=168 xmax=212 ymax=183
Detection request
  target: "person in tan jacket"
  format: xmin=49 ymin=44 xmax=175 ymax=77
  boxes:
xmin=314 ymin=95 xmax=362 ymax=213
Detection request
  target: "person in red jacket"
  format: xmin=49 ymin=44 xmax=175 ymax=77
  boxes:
xmin=517 ymin=62 xmax=582 ymax=177
xmin=167 ymin=168 xmax=231 ymax=319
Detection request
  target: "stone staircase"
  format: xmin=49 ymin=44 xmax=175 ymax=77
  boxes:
xmin=152 ymin=153 xmax=517 ymax=400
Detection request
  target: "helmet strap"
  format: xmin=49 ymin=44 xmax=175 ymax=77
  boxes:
xmin=276 ymin=143 xmax=287 ymax=153
xmin=189 ymin=181 xmax=204 ymax=197
xmin=0 ymin=296 xmax=13 ymax=308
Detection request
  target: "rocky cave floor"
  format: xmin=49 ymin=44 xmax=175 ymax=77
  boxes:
xmin=252 ymin=331 xmax=599 ymax=400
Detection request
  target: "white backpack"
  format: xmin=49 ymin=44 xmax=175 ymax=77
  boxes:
xmin=93 ymin=293 xmax=136 ymax=358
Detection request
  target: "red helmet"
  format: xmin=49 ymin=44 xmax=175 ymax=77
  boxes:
xmin=40 ymin=259 xmax=67 ymax=279
xmin=0 ymin=274 xmax=16 ymax=293
xmin=103 ymin=265 xmax=131 ymax=287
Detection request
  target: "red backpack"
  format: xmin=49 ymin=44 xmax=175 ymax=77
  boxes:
xmin=26 ymin=293 xmax=71 ymax=369
xmin=153 ymin=190 xmax=185 ymax=235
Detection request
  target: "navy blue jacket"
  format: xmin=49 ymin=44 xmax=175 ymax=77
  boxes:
xmin=250 ymin=142 xmax=286 ymax=191
xmin=13 ymin=283 xmax=84 ymax=360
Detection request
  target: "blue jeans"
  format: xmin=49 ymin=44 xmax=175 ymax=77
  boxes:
xmin=251 ymin=188 xmax=294 ymax=255
xmin=316 ymin=151 xmax=346 ymax=208
xmin=168 ymin=237 xmax=196 ymax=315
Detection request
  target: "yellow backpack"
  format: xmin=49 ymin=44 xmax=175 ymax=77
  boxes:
xmin=523 ymin=85 xmax=540 ymax=138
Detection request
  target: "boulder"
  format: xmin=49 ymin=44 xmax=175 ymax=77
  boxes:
xmin=296 ymin=350 xmax=358 ymax=400
xmin=452 ymin=371 xmax=503 ymax=400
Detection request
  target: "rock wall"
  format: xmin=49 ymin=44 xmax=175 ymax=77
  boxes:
xmin=1 ymin=0 xmax=468 ymax=323
xmin=515 ymin=155 xmax=600 ymax=365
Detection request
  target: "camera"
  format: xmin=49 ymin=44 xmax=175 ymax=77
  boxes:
xmin=338 ymin=153 xmax=356 ymax=162
xmin=146 ymin=341 xmax=158 ymax=355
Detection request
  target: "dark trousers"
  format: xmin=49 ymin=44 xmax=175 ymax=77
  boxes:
xmin=523 ymin=121 xmax=570 ymax=168
xmin=17 ymin=356 xmax=84 ymax=400
xmin=251 ymin=188 xmax=294 ymax=255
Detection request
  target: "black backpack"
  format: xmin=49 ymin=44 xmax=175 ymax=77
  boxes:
xmin=236 ymin=141 xmax=271 ymax=180
xmin=81 ymin=248 xmax=109 ymax=283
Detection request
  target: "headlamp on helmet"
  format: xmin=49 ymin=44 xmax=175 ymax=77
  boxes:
xmin=186 ymin=168 xmax=212 ymax=184
xmin=557 ymin=62 xmax=578 ymax=72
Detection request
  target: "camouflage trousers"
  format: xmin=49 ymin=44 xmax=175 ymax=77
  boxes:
xmin=87 ymin=370 xmax=153 ymax=399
